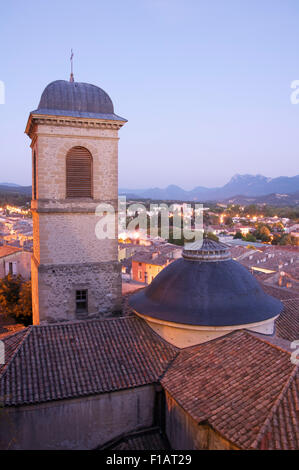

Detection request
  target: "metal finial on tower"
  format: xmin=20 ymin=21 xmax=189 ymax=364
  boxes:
xmin=70 ymin=49 xmax=74 ymax=82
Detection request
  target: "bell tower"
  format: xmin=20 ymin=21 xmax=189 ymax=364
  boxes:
xmin=25 ymin=79 xmax=127 ymax=324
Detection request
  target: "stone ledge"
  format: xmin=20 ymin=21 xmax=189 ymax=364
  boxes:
xmin=36 ymin=260 xmax=121 ymax=272
xmin=31 ymin=198 xmax=119 ymax=213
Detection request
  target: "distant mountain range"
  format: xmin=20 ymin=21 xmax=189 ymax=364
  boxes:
xmin=120 ymin=174 xmax=299 ymax=202
xmin=1 ymin=174 xmax=299 ymax=205
xmin=0 ymin=182 xmax=22 ymax=187
xmin=0 ymin=183 xmax=31 ymax=195
xmin=223 ymin=191 xmax=299 ymax=207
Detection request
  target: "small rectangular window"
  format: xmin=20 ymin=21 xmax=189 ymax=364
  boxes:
xmin=76 ymin=290 xmax=88 ymax=313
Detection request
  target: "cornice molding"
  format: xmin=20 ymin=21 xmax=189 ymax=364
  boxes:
xmin=25 ymin=113 xmax=125 ymax=138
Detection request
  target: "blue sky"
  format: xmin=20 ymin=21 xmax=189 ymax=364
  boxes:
xmin=0 ymin=0 xmax=298 ymax=189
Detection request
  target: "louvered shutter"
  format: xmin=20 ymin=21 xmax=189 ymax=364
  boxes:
xmin=5 ymin=262 xmax=9 ymax=276
xmin=12 ymin=262 xmax=17 ymax=275
xmin=66 ymin=147 xmax=92 ymax=198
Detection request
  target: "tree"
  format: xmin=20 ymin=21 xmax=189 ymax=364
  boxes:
xmin=0 ymin=275 xmax=32 ymax=325
xmin=224 ymin=216 xmax=233 ymax=226
xmin=167 ymin=229 xmax=185 ymax=246
xmin=234 ymin=231 xmax=243 ymax=240
xmin=244 ymin=233 xmax=256 ymax=242
xmin=291 ymin=236 xmax=299 ymax=247
xmin=0 ymin=275 xmax=22 ymax=317
xmin=15 ymin=281 xmax=32 ymax=326
xmin=227 ymin=204 xmax=241 ymax=217
xmin=278 ymin=234 xmax=293 ymax=246
xmin=205 ymin=232 xmax=219 ymax=242
xmin=271 ymin=234 xmax=281 ymax=245
xmin=244 ymin=204 xmax=258 ymax=216
xmin=254 ymin=224 xmax=271 ymax=242
xmin=259 ymin=225 xmax=271 ymax=242
xmin=272 ymin=222 xmax=284 ymax=233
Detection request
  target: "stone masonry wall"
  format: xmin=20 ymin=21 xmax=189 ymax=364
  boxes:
xmin=165 ymin=391 xmax=239 ymax=450
xmin=37 ymin=212 xmax=118 ymax=265
xmin=0 ymin=385 xmax=155 ymax=450
xmin=35 ymin=125 xmax=119 ymax=201
xmin=35 ymin=259 xmax=122 ymax=323
xmin=29 ymin=120 xmax=123 ymax=323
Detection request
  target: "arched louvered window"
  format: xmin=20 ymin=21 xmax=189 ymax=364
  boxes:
xmin=66 ymin=146 xmax=93 ymax=198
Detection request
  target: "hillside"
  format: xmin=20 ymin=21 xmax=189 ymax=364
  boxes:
xmin=119 ymin=174 xmax=299 ymax=202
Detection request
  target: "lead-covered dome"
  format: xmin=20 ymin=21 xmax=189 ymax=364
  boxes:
xmin=130 ymin=239 xmax=283 ymax=327
xmin=32 ymin=80 xmax=126 ymax=121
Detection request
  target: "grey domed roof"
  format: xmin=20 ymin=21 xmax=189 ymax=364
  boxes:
xmin=129 ymin=240 xmax=283 ymax=327
xmin=32 ymin=80 xmax=126 ymax=121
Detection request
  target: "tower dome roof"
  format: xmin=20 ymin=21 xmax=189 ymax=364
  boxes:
xmin=129 ymin=239 xmax=283 ymax=327
xmin=182 ymin=238 xmax=231 ymax=261
xmin=32 ymin=80 xmax=126 ymax=121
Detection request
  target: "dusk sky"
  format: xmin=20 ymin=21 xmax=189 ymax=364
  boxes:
xmin=1 ymin=0 xmax=299 ymax=189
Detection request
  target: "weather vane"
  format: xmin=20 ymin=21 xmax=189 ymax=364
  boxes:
xmin=70 ymin=49 xmax=74 ymax=82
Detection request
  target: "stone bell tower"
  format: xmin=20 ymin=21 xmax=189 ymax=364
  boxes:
xmin=25 ymin=79 xmax=127 ymax=324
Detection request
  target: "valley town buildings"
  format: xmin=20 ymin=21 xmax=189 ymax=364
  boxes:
xmin=0 ymin=78 xmax=298 ymax=450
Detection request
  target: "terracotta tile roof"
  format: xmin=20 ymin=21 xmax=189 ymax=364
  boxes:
xmin=275 ymin=299 xmax=299 ymax=342
xmin=0 ymin=317 xmax=178 ymax=406
xmin=122 ymin=291 xmax=143 ymax=316
xmin=250 ymin=331 xmax=294 ymax=353
xmin=121 ymin=257 xmax=133 ymax=269
xmin=239 ymin=247 xmax=299 ymax=280
xmin=100 ymin=427 xmax=170 ymax=450
xmin=122 ymin=282 xmax=144 ymax=295
xmin=0 ymin=246 xmax=23 ymax=259
xmin=161 ymin=331 xmax=298 ymax=450
xmin=253 ymin=370 xmax=299 ymax=450
xmin=0 ymin=315 xmax=25 ymax=339
xmin=230 ymin=246 xmax=251 ymax=259
xmin=158 ymin=243 xmax=182 ymax=254
xmin=0 ymin=329 xmax=29 ymax=376
xmin=132 ymin=252 xmax=170 ymax=266
xmin=259 ymin=283 xmax=299 ymax=300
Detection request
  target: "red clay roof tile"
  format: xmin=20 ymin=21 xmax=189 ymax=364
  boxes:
xmin=161 ymin=330 xmax=298 ymax=450
xmin=0 ymin=316 xmax=178 ymax=406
